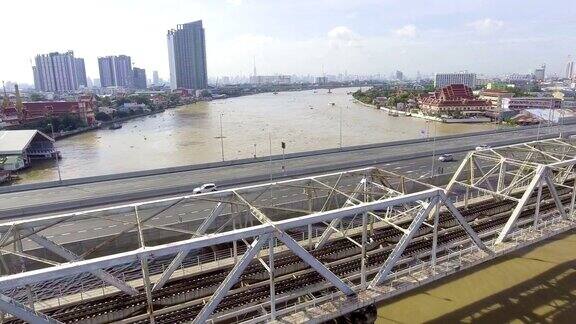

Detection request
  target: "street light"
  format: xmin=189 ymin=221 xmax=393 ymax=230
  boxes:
xmin=47 ymin=123 xmax=62 ymax=183
xmin=219 ymin=113 xmax=225 ymax=162
xmin=426 ymin=121 xmax=438 ymax=177
xmin=339 ymin=105 xmax=344 ymax=149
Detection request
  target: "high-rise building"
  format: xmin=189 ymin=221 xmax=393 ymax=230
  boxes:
xmin=167 ymin=20 xmax=208 ymax=90
xmin=75 ymin=58 xmax=87 ymax=88
xmin=133 ymin=67 xmax=147 ymax=89
xmin=32 ymin=51 xmax=83 ymax=92
xmin=152 ymin=70 xmax=160 ymax=85
xmin=434 ymin=72 xmax=476 ymax=89
xmin=566 ymin=59 xmax=574 ymax=80
xmin=534 ymin=64 xmax=546 ymax=81
xmin=98 ymin=55 xmax=133 ymax=87
xmin=32 ymin=66 xmax=40 ymax=91
xmin=395 ymin=70 xmax=404 ymax=81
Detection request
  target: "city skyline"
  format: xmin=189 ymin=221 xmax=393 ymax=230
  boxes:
xmin=1 ymin=0 xmax=575 ymax=84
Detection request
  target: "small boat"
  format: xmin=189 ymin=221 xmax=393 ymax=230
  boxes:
xmin=109 ymin=123 xmax=122 ymax=130
xmin=327 ymin=89 xmax=332 ymax=94
xmin=329 ymin=102 xmax=336 ymax=106
xmin=273 ymin=91 xmax=278 ymax=95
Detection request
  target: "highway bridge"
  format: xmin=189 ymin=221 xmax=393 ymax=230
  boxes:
xmin=0 ymin=123 xmax=574 ymax=219
xmin=0 ymin=135 xmax=575 ymax=323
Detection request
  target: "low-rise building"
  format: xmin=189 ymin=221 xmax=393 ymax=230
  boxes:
xmin=0 ymin=130 xmax=58 ymax=170
xmin=97 ymin=106 xmax=117 ymax=115
xmin=118 ymin=102 xmax=147 ymax=113
xmin=479 ymin=89 xmax=514 ymax=117
xmin=249 ymin=75 xmax=291 ymax=85
xmin=502 ymin=97 xmax=562 ymax=111
xmin=1 ymin=98 xmax=96 ymax=126
xmin=419 ymin=84 xmax=491 ymax=117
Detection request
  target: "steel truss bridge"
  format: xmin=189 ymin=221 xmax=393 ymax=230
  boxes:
xmin=0 ymin=138 xmax=575 ymax=323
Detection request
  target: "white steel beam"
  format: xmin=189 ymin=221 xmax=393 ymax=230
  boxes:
xmin=533 ymin=179 xmax=543 ymax=226
xmin=192 ymin=233 xmax=271 ymax=324
xmin=152 ymin=201 xmax=227 ymax=291
xmin=369 ymin=197 xmax=438 ymax=288
xmin=0 ymin=189 xmax=442 ymax=291
xmin=439 ymin=193 xmax=494 ymax=255
xmin=314 ymin=178 xmax=365 ymax=249
xmin=496 ymin=165 xmax=546 ymax=244
xmin=25 ymin=231 xmax=139 ymax=296
xmin=543 ymin=171 xmax=568 ymax=219
xmin=0 ymin=293 xmax=62 ymax=324
xmin=194 ymin=202 xmax=227 ymax=235
xmin=275 ymin=231 xmax=354 ymax=296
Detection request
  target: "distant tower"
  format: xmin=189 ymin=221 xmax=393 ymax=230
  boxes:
xmin=566 ymin=56 xmax=574 ymax=80
xmin=1 ymin=81 xmax=10 ymax=111
xmin=14 ymin=84 xmax=23 ymax=113
xmin=167 ymin=20 xmax=208 ymax=90
xmin=253 ymin=56 xmax=257 ymax=77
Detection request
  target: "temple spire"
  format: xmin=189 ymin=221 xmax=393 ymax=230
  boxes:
xmin=14 ymin=84 xmax=23 ymax=113
xmin=1 ymin=81 xmax=10 ymax=111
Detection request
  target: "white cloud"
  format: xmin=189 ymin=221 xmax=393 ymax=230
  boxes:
xmin=394 ymin=25 xmax=417 ymax=38
xmin=227 ymin=0 xmax=243 ymax=5
xmin=327 ymin=26 xmax=361 ymax=49
xmin=468 ymin=18 xmax=504 ymax=34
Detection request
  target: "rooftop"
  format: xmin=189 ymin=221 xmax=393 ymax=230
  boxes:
xmin=0 ymin=130 xmax=53 ymax=155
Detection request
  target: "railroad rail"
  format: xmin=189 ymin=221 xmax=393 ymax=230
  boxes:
xmin=0 ymin=138 xmax=575 ymax=323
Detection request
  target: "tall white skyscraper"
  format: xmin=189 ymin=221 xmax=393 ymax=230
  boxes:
xmin=98 ymin=55 xmax=134 ymax=87
xmin=566 ymin=59 xmax=574 ymax=80
xmin=167 ymin=20 xmax=208 ymax=90
xmin=32 ymin=51 xmax=83 ymax=92
xmin=534 ymin=64 xmax=546 ymax=81
xmin=152 ymin=70 xmax=160 ymax=85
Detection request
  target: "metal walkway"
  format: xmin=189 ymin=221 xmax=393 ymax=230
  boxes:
xmin=0 ymin=138 xmax=574 ymax=323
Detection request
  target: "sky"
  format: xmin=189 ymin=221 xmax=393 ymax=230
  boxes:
xmin=1 ymin=0 xmax=575 ymax=84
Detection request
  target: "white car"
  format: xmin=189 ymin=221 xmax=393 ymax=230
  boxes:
xmin=438 ymin=154 xmax=454 ymax=162
xmin=475 ymin=144 xmax=491 ymax=151
xmin=192 ymin=183 xmax=218 ymax=194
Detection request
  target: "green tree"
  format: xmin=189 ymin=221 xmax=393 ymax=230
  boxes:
xmin=95 ymin=111 xmax=112 ymax=121
xmin=29 ymin=93 xmax=46 ymax=102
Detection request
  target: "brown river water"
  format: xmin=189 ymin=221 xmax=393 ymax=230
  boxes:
xmin=376 ymin=230 xmax=576 ymax=323
xmin=16 ymin=87 xmax=495 ymax=184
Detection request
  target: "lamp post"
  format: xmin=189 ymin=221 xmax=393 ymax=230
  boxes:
xmin=426 ymin=121 xmax=437 ymax=177
xmin=339 ymin=105 xmax=343 ymax=149
xmin=219 ymin=113 xmax=224 ymax=162
xmin=47 ymin=123 xmax=62 ymax=183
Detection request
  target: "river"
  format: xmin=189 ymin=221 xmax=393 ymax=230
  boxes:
xmin=377 ymin=229 xmax=576 ymax=323
xmin=17 ymin=87 xmax=495 ymax=184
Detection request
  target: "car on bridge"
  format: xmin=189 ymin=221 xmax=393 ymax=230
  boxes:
xmin=475 ymin=144 xmax=491 ymax=151
xmin=193 ymin=183 xmax=218 ymax=194
xmin=438 ymin=154 xmax=454 ymax=162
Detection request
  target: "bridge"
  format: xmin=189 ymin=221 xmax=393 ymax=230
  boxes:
xmin=0 ymin=136 xmax=575 ymax=323
xmin=0 ymin=123 xmax=573 ymax=219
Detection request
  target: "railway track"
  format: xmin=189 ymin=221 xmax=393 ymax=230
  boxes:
xmin=5 ymin=183 xmax=572 ymax=324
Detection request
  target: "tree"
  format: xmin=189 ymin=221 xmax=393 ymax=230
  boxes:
xmin=95 ymin=111 xmax=112 ymax=121
xmin=29 ymin=93 xmax=46 ymax=102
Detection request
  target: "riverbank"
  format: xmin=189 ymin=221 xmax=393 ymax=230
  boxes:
xmin=376 ymin=229 xmax=576 ymax=323
xmin=353 ymin=98 xmax=494 ymax=124
xmin=51 ymin=109 xmax=166 ymax=140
